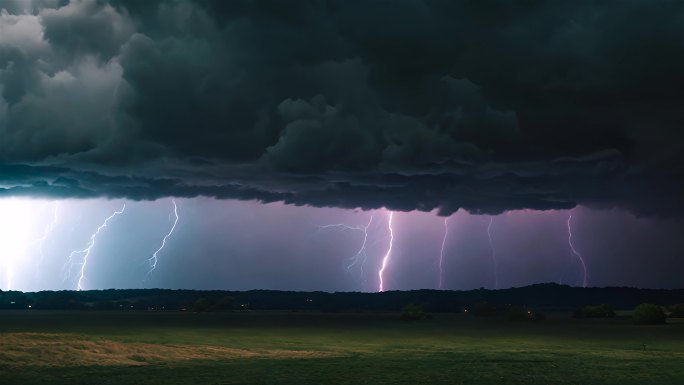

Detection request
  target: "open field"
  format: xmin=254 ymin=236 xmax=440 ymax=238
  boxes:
xmin=1 ymin=310 xmax=684 ymax=384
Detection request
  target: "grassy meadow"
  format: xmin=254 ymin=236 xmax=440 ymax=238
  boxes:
xmin=1 ymin=310 xmax=683 ymax=384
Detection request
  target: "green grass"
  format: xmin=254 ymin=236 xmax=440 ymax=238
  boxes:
xmin=1 ymin=310 xmax=684 ymax=384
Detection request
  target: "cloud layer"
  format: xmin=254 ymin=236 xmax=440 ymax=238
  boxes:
xmin=1 ymin=0 xmax=683 ymax=216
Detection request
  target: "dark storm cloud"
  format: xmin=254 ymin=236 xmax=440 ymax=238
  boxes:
xmin=1 ymin=0 xmax=683 ymax=216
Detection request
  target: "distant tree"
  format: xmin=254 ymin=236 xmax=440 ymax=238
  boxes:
xmin=668 ymin=304 xmax=684 ymax=318
xmin=633 ymin=303 xmax=666 ymax=325
xmin=213 ymin=296 xmax=235 ymax=311
xmin=574 ymin=304 xmax=616 ymax=318
xmin=162 ymin=299 xmax=180 ymax=311
xmin=192 ymin=298 xmax=211 ymax=312
xmin=0 ymin=292 xmax=33 ymax=309
xmin=400 ymin=304 xmax=429 ymax=320
xmin=528 ymin=310 xmax=546 ymax=322
xmin=471 ymin=301 xmax=498 ymax=317
xmin=506 ymin=305 xmax=545 ymax=322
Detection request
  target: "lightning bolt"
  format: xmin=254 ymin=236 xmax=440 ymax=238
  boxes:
xmin=319 ymin=214 xmax=374 ymax=279
xmin=34 ymin=202 xmax=59 ymax=276
xmin=378 ymin=211 xmax=394 ymax=292
xmin=146 ymin=199 xmax=179 ymax=279
xmin=487 ymin=216 xmax=499 ymax=289
xmin=567 ymin=212 xmax=588 ymax=288
xmin=438 ymin=217 xmax=449 ymax=289
xmin=64 ymin=203 xmax=126 ymax=291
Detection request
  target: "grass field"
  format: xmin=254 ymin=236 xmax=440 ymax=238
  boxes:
xmin=1 ymin=310 xmax=683 ymax=384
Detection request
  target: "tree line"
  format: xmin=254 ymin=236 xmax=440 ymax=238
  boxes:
xmin=1 ymin=283 xmax=684 ymax=313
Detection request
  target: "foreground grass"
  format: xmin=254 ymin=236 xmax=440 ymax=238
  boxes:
xmin=1 ymin=311 xmax=683 ymax=384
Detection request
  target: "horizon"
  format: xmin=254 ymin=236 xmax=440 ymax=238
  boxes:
xmin=7 ymin=281 xmax=684 ymax=295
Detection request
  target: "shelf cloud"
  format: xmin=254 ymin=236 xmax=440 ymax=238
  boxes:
xmin=1 ymin=0 xmax=683 ymax=216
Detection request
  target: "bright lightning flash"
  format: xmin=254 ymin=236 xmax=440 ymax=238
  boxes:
xmin=146 ymin=199 xmax=179 ymax=279
xmin=567 ymin=212 xmax=588 ymax=288
xmin=64 ymin=203 xmax=126 ymax=291
xmin=319 ymin=214 xmax=374 ymax=278
xmin=487 ymin=216 xmax=499 ymax=289
xmin=0 ymin=199 xmax=36 ymax=290
xmin=377 ymin=211 xmax=394 ymax=292
xmin=438 ymin=217 xmax=449 ymax=289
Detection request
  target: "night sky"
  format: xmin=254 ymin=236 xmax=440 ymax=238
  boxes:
xmin=1 ymin=0 xmax=683 ymax=292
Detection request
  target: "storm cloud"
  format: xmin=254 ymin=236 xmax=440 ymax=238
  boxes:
xmin=1 ymin=0 xmax=683 ymax=216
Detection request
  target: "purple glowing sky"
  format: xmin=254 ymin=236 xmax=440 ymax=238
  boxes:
xmin=1 ymin=198 xmax=682 ymax=292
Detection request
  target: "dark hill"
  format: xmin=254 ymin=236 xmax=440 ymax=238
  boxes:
xmin=1 ymin=284 xmax=683 ymax=312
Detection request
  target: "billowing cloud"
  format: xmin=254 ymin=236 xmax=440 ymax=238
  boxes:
xmin=1 ymin=0 xmax=683 ymax=216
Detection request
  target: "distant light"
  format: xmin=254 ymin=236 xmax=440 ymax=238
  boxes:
xmin=28 ymin=305 xmax=32 ymax=308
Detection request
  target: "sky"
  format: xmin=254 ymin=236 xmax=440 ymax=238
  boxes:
xmin=0 ymin=0 xmax=683 ymax=292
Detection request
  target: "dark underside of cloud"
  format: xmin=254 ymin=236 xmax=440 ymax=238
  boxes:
xmin=1 ymin=0 xmax=683 ymax=216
